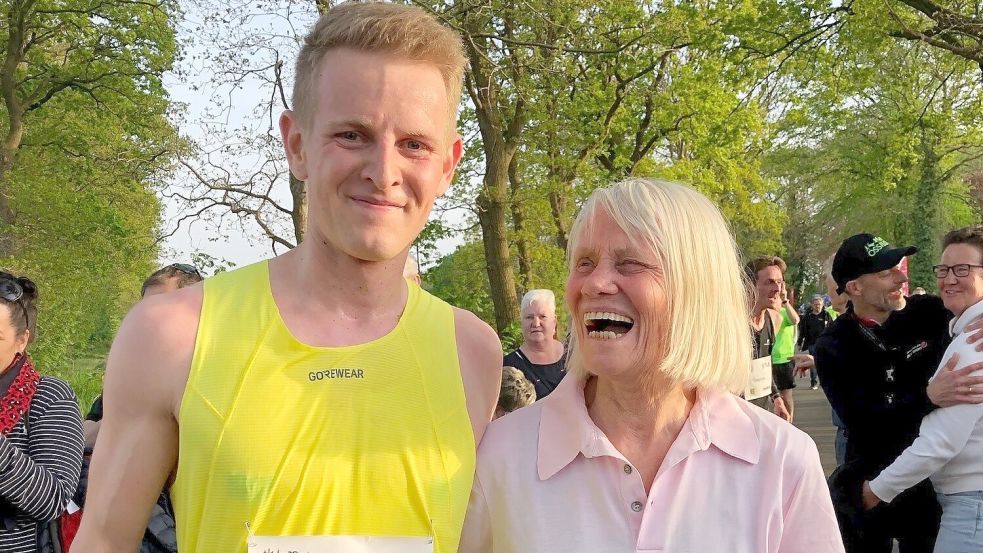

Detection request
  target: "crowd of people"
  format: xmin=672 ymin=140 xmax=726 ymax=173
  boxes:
xmin=1 ymin=2 xmax=982 ymax=552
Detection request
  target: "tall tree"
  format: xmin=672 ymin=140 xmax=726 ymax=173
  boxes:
xmin=1 ymin=0 xmax=179 ymax=254
xmin=1 ymin=0 xmax=182 ymax=367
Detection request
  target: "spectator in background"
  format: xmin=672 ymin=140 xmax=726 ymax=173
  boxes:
xmin=0 ymin=271 xmax=83 ymax=553
xmin=912 ymin=287 xmax=927 ymax=296
xmin=824 ymin=255 xmax=849 ymax=464
xmin=799 ymin=294 xmax=835 ymax=390
xmin=495 ymin=366 xmax=535 ymax=419
xmin=140 ymin=263 xmax=204 ymax=298
xmin=815 ymin=233 xmax=983 ymax=553
xmin=863 ymin=225 xmax=983 ymax=552
xmin=503 ymin=289 xmax=566 ymax=399
xmin=746 ymin=256 xmax=793 ymax=421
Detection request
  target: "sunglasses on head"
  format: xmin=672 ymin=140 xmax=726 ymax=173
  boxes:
xmin=168 ymin=263 xmax=201 ymax=277
xmin=0 ymin=278 xmax=30 ymax=333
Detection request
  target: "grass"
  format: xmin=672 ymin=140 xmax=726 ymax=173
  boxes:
xmin=46 ymin=354 xmax=106 ymax=415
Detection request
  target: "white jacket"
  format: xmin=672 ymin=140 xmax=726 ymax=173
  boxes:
xmin=870 ymin=298 xmax=983 ymax=501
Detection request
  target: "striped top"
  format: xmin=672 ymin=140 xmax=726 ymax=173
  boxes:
xmin=0 ymin=377 xmax=84 ymax=552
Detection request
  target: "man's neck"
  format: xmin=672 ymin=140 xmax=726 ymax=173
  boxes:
xmin=751 ymin=303 xmax=771 ymax=328
xmin=851 ymin=300 xmax=891 ymax=325
xmin=268 ymin=239 xmax=410 ymax=346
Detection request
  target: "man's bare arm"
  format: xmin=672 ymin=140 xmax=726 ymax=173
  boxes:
xmin=73 ymin=288 xmax=200 ymax=551
xmin=454 ymin=308 xmax=503 ymax=446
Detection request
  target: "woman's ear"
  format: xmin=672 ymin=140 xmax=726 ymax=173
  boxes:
xmin=15 ymin=328 xmax=30 ymax=353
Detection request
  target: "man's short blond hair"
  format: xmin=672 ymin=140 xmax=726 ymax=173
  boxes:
xmin=293 ymin=2 xmax=467 ymax=128
xmin=565 ymin=178 xmax=752 ymax=393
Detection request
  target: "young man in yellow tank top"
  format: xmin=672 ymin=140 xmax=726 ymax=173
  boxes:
xmin=74 ymin=4 xmax=503 ymax=552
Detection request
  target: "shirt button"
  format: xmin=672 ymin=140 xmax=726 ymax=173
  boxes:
xmin=624 ymin=464 xmax=633 ymax=475
xmin=631 ymin=501 xmax=643 ymax=512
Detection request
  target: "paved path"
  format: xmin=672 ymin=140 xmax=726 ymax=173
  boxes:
xmin=790 ymin=380 xmax=838 ymax=475
xmin=791 ymin=377 xmax=904 ymax=553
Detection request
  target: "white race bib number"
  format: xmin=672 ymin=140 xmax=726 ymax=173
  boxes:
xmin=247 ymin=535 xmax=434 ymax=553
xmin=745 ymin=356 xmax=773 ymax=400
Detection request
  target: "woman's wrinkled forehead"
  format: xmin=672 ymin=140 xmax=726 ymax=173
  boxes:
xmin=569 ymin=206 xmax=659 ymax=262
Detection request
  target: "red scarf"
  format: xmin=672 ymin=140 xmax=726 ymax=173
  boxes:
xmin=0 ymin=353 xmax=39 ymax=436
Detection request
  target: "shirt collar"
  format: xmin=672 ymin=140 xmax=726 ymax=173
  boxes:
xmin=537 ymin=374 xmax=759 ymax=481
xmin=951 ymin=297 xmax=983 ymax=336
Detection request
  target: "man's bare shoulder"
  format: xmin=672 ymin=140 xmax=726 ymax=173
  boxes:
xmin=118 ymin=284 xmax=202 ymax=350
xmin=452 ymin=307 xmax=503 ymax=443
xmin=452 ymin=307 xmax=501 ymax=365
xmin=107 ymin=284 xmax=203 ymax=414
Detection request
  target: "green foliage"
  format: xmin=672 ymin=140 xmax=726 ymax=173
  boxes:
xmin=47 ymin=355 xmax=106 ymax=415
xmin=0 ymin=0 xmax=183 ymax=374
xmin=498 ymin=322 xmax=523 ymax=355
xmin=425 ymin=241 xmax=495 ymax=325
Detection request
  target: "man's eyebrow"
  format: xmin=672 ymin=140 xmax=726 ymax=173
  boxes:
xmin=324 ymin=118 xmax=373 ymax=131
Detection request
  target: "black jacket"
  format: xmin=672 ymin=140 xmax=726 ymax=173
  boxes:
xmin=814 ymin=294 xmax=952 ymax=477
xmin=799 ymin=309 xmax=834 ymax=352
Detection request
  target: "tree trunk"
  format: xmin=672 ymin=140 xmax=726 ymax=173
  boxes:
xmin=1 ymin=12 xmax=27 ymax=257
xmin=508 ymin=155 xmax=533 ymax=291
xmin=547 ymin=189 xmax=569 ymax=251
xmin=289 ymin=174 xmax=307 ymax=244
xmin=477 ymin=142 xmax=520 ymax=334
xmin=910 ymin=125 xmax=943 ymax=289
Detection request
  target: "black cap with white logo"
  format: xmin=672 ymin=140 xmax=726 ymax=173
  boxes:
xmin=832 ymin=234 xmax=917 ymax=294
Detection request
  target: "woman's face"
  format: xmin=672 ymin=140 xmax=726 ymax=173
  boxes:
xmin=0 ymin=303 xmax=28 ymax=370
xmin=566 ymin=209 xmax=667 ymax=379
xmin=938 ymin=243 xmax=983 ymax=319
xmin=521 ymin=300 xmax=557 ymax=346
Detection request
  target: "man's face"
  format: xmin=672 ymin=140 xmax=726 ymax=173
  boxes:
xmin=280 ymin=48 xmax=463 ymax=262
xmin=811 ymin=297 xmax=824 ymax=313
xmin=754 ymin=265 xmax=783 ymax=308
xmin=850 ymin=267 xmax=908 ymax=314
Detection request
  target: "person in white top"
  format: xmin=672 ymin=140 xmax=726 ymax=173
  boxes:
xmin=863 ymin=224 xmax=983 ymax=553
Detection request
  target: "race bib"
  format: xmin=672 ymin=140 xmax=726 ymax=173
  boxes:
xmin=247 ymin=535 xmax=434 ymax=553
xmin=745 ymin=356 xmax=772 ymax=400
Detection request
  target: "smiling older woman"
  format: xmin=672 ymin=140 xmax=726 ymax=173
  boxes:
xmin=459 ymin=179 xmax=843 ymax=553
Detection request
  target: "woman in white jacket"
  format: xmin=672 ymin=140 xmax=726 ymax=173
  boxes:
xmin=863 ymin=224 xmax=983 ymax=553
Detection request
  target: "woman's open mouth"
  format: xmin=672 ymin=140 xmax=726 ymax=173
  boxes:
xmin=584 ymin=312 xmax=634 ymax=340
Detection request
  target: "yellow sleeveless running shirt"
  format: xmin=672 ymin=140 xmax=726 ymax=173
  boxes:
xmin=171 ymin=261 xmax=475 ymax=552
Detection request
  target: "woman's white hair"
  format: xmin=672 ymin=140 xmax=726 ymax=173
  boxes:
xmin=521 ymin=289 xmax=556 ymax=315
xmin=565 ymin=178 xmax=752 ymax=393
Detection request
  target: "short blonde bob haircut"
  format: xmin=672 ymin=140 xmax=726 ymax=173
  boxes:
xmin=565 ymin=178 xmax=752 ymax=393
xmin=293 ymin=2 xmax=468 ymax=128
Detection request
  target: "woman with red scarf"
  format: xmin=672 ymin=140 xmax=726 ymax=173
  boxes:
xmin=0 ymin=272 xmax=83 ymax=552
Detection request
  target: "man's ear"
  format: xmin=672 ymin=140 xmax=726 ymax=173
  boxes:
xmin=845 ymin=279 xmax=861 ymax=297
xmin=280 ymin=110 xmax=309 ymax=182
xmin=437 ymin=133 xmax=464 ymax=197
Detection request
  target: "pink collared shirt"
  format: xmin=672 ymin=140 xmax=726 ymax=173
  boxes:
xmin=460 ymin=374 xmax=843 ymax=553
